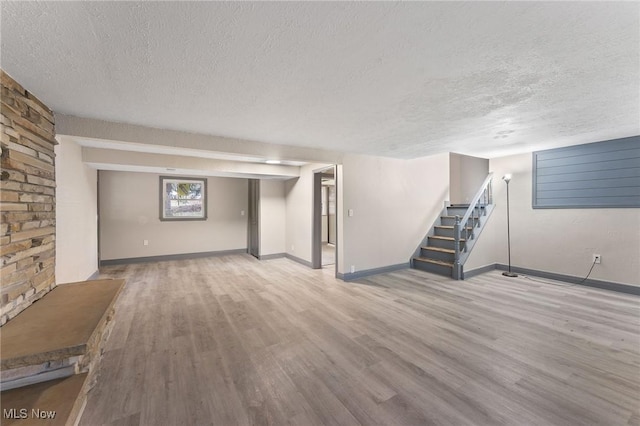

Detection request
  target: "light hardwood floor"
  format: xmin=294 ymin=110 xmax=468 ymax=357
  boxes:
xmin=81 ymin=255 xmax=640 ymax=426
xmin=322 ymin=243 xmax=335 ymax=266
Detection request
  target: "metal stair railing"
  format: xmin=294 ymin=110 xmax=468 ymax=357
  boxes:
xmin=453 ymin=172 xmax=493 ymax=280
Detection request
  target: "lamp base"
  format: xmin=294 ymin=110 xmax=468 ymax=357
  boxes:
xmin=502 ymin=271 xmax=518 ymax=278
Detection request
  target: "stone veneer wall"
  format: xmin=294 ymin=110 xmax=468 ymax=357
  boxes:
xmin=1 ymin=70 xmax=56 ymax=325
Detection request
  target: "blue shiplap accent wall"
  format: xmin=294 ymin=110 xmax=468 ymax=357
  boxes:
xmin=532 ymin=136 xmax=640 ymax=208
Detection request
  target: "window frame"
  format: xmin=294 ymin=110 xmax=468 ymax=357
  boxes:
xmin=159 ymin=176 xmax=208 ymax=221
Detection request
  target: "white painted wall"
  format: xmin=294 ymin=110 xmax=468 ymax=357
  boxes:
xmin=449 ymin=153 xmax=489 ymax=205
xmin=321 ymin=216 xmax=329 ymax=243
xmin=99 ymin=171 xmax=248 ymax=260
xmin=259 ymin=180 xmax=286 ymax=256
xmin=465 ymin=152 xmax=640 ymax=286
xmin=284 ymin=163 xmax=332 ymax=264
xmin=340 ymin=152 xmax=450 ymax=274
xmin=55 ymin=137 xmax=98 ymax=283
xmin=328 ymin=214 xmax=336 ymax=244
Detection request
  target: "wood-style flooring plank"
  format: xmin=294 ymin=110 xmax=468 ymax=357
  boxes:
xmin=80 ymin=255 xmax=640 ymax=425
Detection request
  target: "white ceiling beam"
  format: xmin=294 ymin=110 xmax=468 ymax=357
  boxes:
xmin=82 ymin=147 xmax=300 ymax=179
xmin=57 ymin=113 xmax=343 ymax=165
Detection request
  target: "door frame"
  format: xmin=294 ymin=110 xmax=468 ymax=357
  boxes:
xmin=97 ymin=170 xmax=101 ymax=266
xmin=248 ymin=179 xmax=260 ymax=258
xmin=312 ymin=165 xmax=337 ymax=271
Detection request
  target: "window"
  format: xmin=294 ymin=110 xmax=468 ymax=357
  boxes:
xmin=532 ymin=136 xmax=640 ymax=208
xmin=160 ymin=176 xmax=207 ymax=221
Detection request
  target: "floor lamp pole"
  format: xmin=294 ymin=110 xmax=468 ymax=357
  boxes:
xmin=502 ymin=175 xmax=517 ymax=278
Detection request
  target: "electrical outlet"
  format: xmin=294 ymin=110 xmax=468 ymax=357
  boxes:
xmin=240 ymin=210 xmax=245 ymax=216
xmin=291 ymin=245 xmax=294 ymax=251
xmin=143 ymin=240 xmax=149 ymax=246
xmin=593 ymin=254 xmax=601 ymax=264
xmin=350 ymin=265 xmax=355 ymax=273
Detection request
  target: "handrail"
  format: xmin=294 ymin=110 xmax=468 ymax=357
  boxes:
xmin=458 ymin=172 xmax=493 ymax=228
xmin=453 ymin=172 xmax=494 ymax=279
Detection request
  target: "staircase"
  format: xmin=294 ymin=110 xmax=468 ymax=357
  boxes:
xmin=412 ymin=173 xmax=494 ymax=279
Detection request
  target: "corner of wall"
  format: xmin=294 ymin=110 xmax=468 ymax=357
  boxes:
xmin=340 ymin=152 xmax=450 ymax=273
xmin=472 ymin=151 xmax=640 ymax=286
xmin=284 ymin=163 xmax=332 ymax=264
xmin=55 ymin=136 xmax=98 ymax=284
xmin=259 ymin=179 xmax=287 ymax=257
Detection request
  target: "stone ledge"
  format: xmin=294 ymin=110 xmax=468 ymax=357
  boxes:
xmin=1 ymin=373 xmax=88 ymax=426
xmin=0 ymin=279 xmax=125 ymax=371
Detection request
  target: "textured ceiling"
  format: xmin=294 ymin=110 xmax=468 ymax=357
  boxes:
xmin=1 ymin=1 xmax=638 ymax=159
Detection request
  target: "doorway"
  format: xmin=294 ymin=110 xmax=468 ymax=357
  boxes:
xmin=321 ymin=170 xmax=336 ymax=266
xmin=248 ymin=179 xmax=260 ymax=258
xmin=312 ymin=166 xmax=337 ymax=270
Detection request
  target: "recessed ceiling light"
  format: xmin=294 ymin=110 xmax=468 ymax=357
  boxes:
xmin=265 ymin=160 xmax=281 ymax=165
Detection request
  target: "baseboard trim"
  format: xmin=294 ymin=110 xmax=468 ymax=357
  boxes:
xmin=469 ymin=263 xmax=640 ymax=295
xmin=100 ymin=248 xmax=248 ymax=266
xmin=462 ymin=264 xmax=496 ymax=280
xmin=284 ymin=253 xmax=313 ymax=268
xmin=339 ymin=262 xmax=410 ymax=282
xmin=87 ymin=270 xmax=100 ymax=280
xmin=259 ymin=253 xmax=286 ymax=261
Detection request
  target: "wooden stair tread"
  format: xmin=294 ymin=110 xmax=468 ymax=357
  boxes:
xmin=1 ymin=279 xmax=125 ymax=370
xmin=428 ymin=236 xmax=466 ymax=242
xmin=414 ymin=257 xmax=453 ymax=267
xmin=421 ymin=246 xmax=455 ymax=253
xmin=448 ymin=204 xmax=486 ymax=208
xmin=434 ymin=225 xmax=473 ymax=230
xmin=441 ymin=215 xmax=480 ymax=219
xmin=1 ymin=373 xmax=88 ymax=426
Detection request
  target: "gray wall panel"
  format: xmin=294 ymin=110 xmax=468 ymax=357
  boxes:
xmin=537 ymin=187 xmax=640 ymax=199
xmin=536 ymin=167 xmax=640 ymax=183
xmin=537 ymin=148 xmax=640 ymax=168
xmin=536 ymin=158 xmax=640 ymax=176
xmin=535 ymin=136 xmax=640 ymax=160
xmin=535 ymin=197 xmax=640 ymax=208
xmin=533 ymin=136 xmax=640 ymax=209
xmin=537 ymin=176 xmax=640 ymax=191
